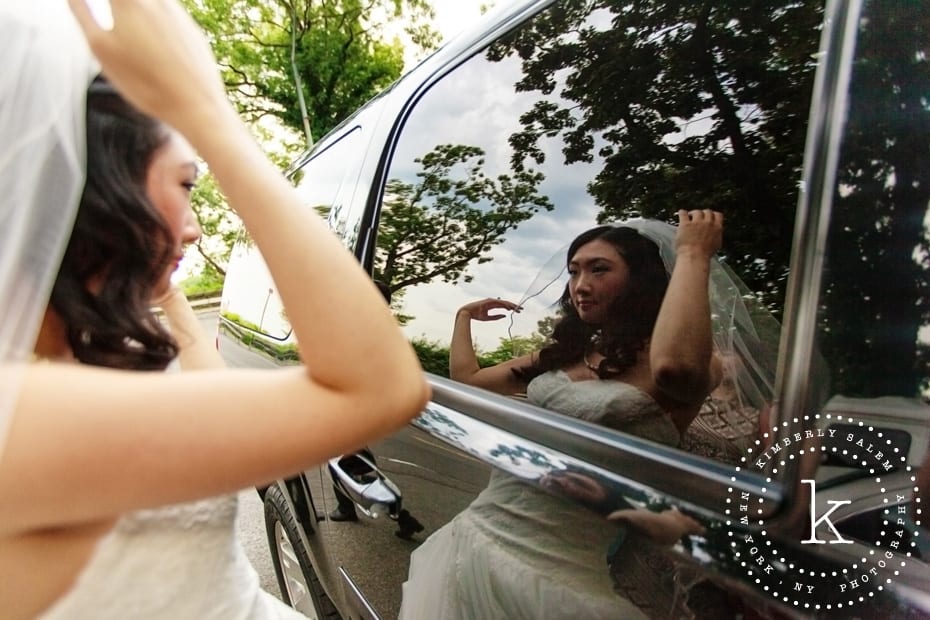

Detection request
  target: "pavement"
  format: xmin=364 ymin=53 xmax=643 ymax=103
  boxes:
xmin=194 ymin=306 xmax=284 ymax=602
xmin=188 ymin=294 xmax=222 ymax=311
xmin=237 ymin=489 xmax=282 ymax=600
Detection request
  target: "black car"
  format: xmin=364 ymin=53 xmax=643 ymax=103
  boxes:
xmin=217 ymin=0 xmax=930 ymax=618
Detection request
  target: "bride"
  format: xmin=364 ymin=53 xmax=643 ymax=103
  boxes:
xmin=0 ymin=1 xmax=428 ymax=618
xmin=399 ymin=215 xmax=773 ymax=618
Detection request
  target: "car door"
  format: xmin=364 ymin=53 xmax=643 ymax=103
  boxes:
xmin=220 ymin=0 xmax=930 ymax=617
xmin=329 ymin=0 xmax=822 ymax=616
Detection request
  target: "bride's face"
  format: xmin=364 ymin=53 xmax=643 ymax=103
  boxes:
xmin=568 ymin=238 xmax=630 ymax=325
xmin=144 ymin=130 xmax=201 ymax=297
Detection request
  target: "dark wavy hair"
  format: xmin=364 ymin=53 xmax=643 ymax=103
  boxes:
xmin=49 ymin=77 xmax=179 ymax=370
xmin=517 ymin=225 xmax=669 ymax=382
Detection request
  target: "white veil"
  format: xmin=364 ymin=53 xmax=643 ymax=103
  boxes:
xmin=0 ymin=3 xmax=99 ymax=452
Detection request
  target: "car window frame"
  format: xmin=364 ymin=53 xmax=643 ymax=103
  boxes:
xmin=770 ymin=0 xmax=864 ymax=510
xmin=357 ymin=0 xmax=865 ymax=519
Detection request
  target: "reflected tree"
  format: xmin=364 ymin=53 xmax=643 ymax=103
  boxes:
xmin=417 ymin=408 xmax=469 ymax=443
xmin=487 ymin=0 xmax=824 ymax=312
xmin=821 ymin=2 xmax=930 ymax=397
xmin=487 ymin=0 xmax=928 ymax=396
xmin=375 ymin=144 xmax=553 ymax=294
xmin=489 ymin=444 xmax=555 ymax=471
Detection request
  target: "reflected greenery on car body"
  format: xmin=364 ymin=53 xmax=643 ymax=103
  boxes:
xmin=217 ymin=0 xmax=930 ymax=618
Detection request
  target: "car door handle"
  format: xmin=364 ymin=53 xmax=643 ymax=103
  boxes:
xmin=328 ymin=452 xmax=401 ymax=519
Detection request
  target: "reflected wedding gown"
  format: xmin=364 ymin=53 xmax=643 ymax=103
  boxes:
xmin=399 ymin=370 xmax=681 ymax=620
xmin=38 ymin=494 xmax=307 ymax=620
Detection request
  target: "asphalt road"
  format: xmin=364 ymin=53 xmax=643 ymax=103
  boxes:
xmin=196 ymin=309 xmax=283 ymax=602
xmin=236 ymin=489 xmax=281 ymax=601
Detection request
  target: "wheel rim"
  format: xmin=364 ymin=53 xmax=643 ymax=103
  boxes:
xmin=275 ymin=520 xmax=320 ymax=619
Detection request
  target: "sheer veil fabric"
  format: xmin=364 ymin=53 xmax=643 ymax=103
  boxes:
xmin=0 ymin=2 xmax=99 ymax=454
xmin=517 ymin=218 xmax=779 ymax=430
xmin=622 ymin=218 xmax=779 ymax=413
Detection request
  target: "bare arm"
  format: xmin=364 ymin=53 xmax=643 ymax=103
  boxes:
xmin=0 ymin=0 xmax=429 ymax=534
xmin=650 ymin=210 xmax=723 ymax=411
xmin=449 ymin=298 xmax=531 ymax=395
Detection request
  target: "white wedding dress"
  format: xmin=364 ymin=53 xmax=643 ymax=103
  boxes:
xmin=38 ymin=494 xmax=307 ymax=620
xmin=398 ymin=370 xmax=681 ymax=620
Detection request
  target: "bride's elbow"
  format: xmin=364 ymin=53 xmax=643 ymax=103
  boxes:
xmin=401 ymin=374 xmax=432 ymax=418
xmin=652 ymin=360 xmax=709 ymax=404
xmin=373 ymin=364 xmax=431 ymax=426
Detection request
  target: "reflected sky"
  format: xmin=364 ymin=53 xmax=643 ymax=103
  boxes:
xmin=389 ymin=44 xmax=606 ymax=349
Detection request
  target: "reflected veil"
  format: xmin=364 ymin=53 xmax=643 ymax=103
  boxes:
xmin=511 ymin=218 xmax=779 ymax=440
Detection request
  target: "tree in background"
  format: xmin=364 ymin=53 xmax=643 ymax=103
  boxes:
xmin=178 ymin=0 xmax=440 ymax=285
xmin=183 ymin=0 xmax=437 ymax=142
xmin=188 ymin=173 xmax=236 ymax=279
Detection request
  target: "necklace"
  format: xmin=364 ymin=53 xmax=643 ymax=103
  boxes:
xmin=584 ymin=330 xmax=602 ymax=374
xmin=583 ymin=349 xmax=600 ymax=374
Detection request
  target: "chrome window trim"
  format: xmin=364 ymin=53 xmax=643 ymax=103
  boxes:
xmin=774 ymin=0 xmax=863 ymax=498
xmin=424 ymin=374 xmax=783 ymax=517
xmin=338 ymin=566 xmax=379 ymax=620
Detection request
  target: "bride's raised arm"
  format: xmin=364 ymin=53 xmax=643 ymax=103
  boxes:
xmin=0 ymin=0 xmax=428 ymax=534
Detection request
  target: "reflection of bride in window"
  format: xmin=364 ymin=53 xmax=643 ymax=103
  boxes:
xmin=399 ymin=213 xmax=777 ymax=619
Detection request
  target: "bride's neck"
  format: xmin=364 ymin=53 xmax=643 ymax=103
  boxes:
xmin=33 ymin=308 xmax=75 ymax=362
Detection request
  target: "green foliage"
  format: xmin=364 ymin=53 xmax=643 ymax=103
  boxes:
xmin=221 ymin=311 xmax=261 ymax=332
xmin=178 ymin=271 xmax=225 ymax=299
xmin=410 ymin=312 xmax=553 ymax=378
xmin=177 ymin=0 xmax=440 ymax=285
xmin=386 ymin=287 xmax=414 ymax=326
xmin=375 ymin=143 xmax=553 ymax=295
xmin=481 ymin=315 xmax=554 ymax=365
xmin=482 ymin=335 xmax=544 ymax=366
xmin=188 ymin=171 xmax=239 ymax=278
xmin=410 ymin=337 xmax=450 ymax=377
xmin=181 ymin=0 xmax=439 ymax=142
xmin=220 ymin=311 xmax=300 ymax=361
xmin=410 ymin=337 xmax=517 ymax=378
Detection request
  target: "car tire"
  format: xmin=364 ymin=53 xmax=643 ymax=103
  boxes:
xmin=264 ymin=484 xmax=341 ymax=620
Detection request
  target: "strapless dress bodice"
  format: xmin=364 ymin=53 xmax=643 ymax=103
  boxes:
xmin=38 ymin=494 xmax=306 ymax=620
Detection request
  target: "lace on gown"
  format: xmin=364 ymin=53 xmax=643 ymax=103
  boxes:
xmin=37 ymin=495 xmax=308 ymax=620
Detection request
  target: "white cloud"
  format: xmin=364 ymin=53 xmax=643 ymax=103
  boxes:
xmin=431 ymin=0 xmax=487 ymax=42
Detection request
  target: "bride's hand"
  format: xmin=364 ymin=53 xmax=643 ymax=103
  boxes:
xmin=457 ymin=298 xmax=522 ymax=322
xmin=607 ymin=507 xmax=705 ymax=546
xmin=68 ymin=0 xmax=230 ymax=136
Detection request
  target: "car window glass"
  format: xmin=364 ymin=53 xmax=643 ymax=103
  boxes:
xmin=819 ymin=1 xmax=929 ymax=403
xmin=221 ymin=127 xmax=364 ymax=344
xmin=294 ymin=125 xmax=366 ymax=251
xmin=377 ymin=1 xmax=822 ymax=462
xmin=813 ymin=0 xmax=930 ymax=545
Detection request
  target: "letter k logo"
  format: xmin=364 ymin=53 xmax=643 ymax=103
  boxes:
xmin=801 ymin=480 xmax=853 ymax=544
